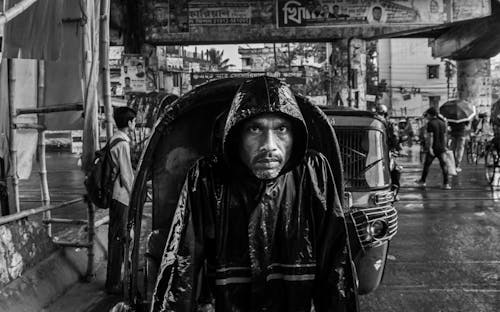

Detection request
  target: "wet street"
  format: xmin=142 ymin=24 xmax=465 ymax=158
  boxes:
xmin=19 ymin=148 xmax=499 ymax=311
xmin=359 ymin=146 xmax=499 ymax=312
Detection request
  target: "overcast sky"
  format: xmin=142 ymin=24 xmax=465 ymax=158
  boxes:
xmin=184 ymin=44 xmax=500 ymax=71
xmin=185 ymin=44 xmax=265 ymax=71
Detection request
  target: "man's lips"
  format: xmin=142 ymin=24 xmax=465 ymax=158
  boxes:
xmin=254 ymin=157 xmax=281 ymax=168
xmin=255 ymin=157 xmax=280 ymax=163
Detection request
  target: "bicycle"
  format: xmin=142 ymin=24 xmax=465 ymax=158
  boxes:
xmin=466 ymin=135 xmax=479 ymax=165
xmin=476 ymin=138 xmax=487 ymax=160
xmin=484 ymin=140 xmax=500 ymax=186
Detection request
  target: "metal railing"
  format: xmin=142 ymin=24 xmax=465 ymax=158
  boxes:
xmin=0 ymin=196 xmax=96 ymax=280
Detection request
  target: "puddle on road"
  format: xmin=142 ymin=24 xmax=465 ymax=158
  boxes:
xmin=491 ymin=189 xmax=500 ymax=202
xmin=399 ymin=203 xmax=424 ymax=210
xmin=401 ymin=193 xmax=423 ymax=200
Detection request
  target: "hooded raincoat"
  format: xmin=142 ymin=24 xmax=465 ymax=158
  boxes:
xmin=151 ymin=77 xmax=358 ymax=312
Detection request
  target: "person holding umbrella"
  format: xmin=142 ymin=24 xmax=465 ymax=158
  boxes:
xmin=448 ymin=121 xmax=469 ymax=172
xmin=439 ymin=99 xmax=476 ymax=172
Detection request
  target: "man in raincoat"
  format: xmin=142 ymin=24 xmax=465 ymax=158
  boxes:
xmin=151 ymin=76 xmax=358 ymax=311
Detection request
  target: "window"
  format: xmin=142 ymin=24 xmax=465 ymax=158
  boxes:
xmin=427 ymin=65 xmax=439 ymax=79
xmin=335 ymin=128 xmax=391 ymax=189
xmin=173 ymin=73 xmax=181 ymax=87
xmin=242 ymin=58 xmax=253 ymax=67
xmin=429 ymin=96 xmax=440 ymax=109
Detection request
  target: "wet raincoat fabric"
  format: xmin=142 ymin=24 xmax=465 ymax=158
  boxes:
xmin=151 ymin=76 xmax=358 ymax=312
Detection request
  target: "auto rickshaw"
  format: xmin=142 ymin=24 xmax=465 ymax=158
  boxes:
xmin=322 ymin=108 xmax=398 ymax=294
xmin=118 ymin=78 xmax=397 ymax=311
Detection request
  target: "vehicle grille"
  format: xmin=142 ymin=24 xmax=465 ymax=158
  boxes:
xmin=350 ymin=205 xmax=398 ymax=249
xmin=335 ymin=128 xmax=367 ymax=188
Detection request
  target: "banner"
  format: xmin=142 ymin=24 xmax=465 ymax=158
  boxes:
xmin=191 ymin=71 xmax=306 ymax=86
xmin=276 ymin=0 xmax=489 ymax=27
xmin=3 ymin=0 xmax=63 ymax=60
xmin=189 ymin=1 xmax=252 ymax=26
xmin=144 ymin=0 xmax=491 ymax=44
xmin=110 ymin=54 xmax=156 ymax=96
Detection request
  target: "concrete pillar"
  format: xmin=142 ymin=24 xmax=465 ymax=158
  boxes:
xmin=329 ymin=39 xmax=367 ymax=109
xmin=457 ymin=59 xmax=492 ymax=113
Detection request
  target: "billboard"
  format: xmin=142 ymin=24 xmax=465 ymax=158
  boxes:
xmin=191 ymin=71 xmax=306 ymax=86
xmin=143 ymin=0 xmax=491 ymax=44
xmin=110 ymin=53 xmax=156 ymax=96
xmin=276 ymin=0 xmax=492 ymax=27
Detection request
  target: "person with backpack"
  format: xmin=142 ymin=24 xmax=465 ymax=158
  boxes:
xmin=106 ymin=106 xmax=136 ymax=294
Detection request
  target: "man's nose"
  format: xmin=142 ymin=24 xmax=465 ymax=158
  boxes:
xmin=261 ymin=130 xmax=278 ymax=151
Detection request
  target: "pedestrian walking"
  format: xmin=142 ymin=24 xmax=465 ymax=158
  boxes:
xmin=448 ymin=121 xmax=468 ymax=172
xmin=403 ymin=117 xmax=415 ymax=147
xmin=376 ymin=105 xmax=402 ymax=193
xmin=106 ymin=106 xmax=136 ymax=294
xmin=416 ymin=107 xmax=451 ymax=189
xmin=417 ymin=115 xmax=429 ymax=163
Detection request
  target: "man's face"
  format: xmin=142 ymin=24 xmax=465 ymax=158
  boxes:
xmin=137 ymin=64 xmax=143 ymax=72
xmin=154 ymin=7 xmax=167 ymax=21
xmin=125 ymin=78 xmax=131 ymax=87
xmin=128 ymin=117 xmax=137 ymax=131
xmin=239 ymin=113 xmax=293 ymax=180
xmin=373 ymin=7 xmax=382 ymax=21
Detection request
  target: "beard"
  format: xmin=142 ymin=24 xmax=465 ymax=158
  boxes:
xmin=251 ymin=153 xmax=284 ymax=180
xmin=252 ymin=167 xmax=281 ymax=180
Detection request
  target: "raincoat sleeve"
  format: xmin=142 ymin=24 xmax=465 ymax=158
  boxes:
xmin=309 ymin=152 xmax=358 ymax=311
xmin=151 ymin=160 xmax=214 ymax=312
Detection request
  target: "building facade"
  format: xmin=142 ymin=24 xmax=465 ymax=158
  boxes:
xmin=238 ymin=43 xmax=363 ymax=108
xmin=378 ymin=38 xmax=456 ymax=117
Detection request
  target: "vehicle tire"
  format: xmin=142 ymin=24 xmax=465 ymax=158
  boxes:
xmin=475 ymin=143 xmax=481 ymax=165
xmin=484 ymin=148 xmax=498 ymax=184
xmin=477 ymin=141 xmax=486 ymax=161
xmin=466 ymin=142 xmax=474 ymax=164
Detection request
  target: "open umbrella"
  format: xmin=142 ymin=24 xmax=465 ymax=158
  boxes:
xmin=491 ymin=99 xmax=500 ymax=124
xmin=439 ymin=99 xmax=476 ymax=123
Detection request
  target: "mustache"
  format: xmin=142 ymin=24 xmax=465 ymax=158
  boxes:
xmin=253 ymin=152 xmax=283 ymax=163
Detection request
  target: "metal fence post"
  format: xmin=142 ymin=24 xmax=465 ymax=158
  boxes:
xmin=85 ymin=196 xmax=95 ymax=281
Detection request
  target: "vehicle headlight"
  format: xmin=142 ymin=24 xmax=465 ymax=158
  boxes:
xmin=368 ymin=220 xmax=388 ymax=239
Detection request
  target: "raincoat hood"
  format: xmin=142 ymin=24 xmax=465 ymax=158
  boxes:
xmin=223 ymin=76 xmax=308 ymax=177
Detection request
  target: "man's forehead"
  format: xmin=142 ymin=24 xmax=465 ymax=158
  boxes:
xmin=244 ymin=113 xmax=292 ymax=125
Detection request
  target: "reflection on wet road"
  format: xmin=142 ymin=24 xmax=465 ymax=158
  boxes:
xmin=360 ymin=146 xmax=499 ymax=312
xmin=22 ymin=150 xmax=498 ymax=311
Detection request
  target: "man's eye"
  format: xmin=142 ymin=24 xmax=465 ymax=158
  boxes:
xmin=277 ymin=126 xmax=288 ymax=133
xmin=249 ymin=126 xmax=260 ymax=133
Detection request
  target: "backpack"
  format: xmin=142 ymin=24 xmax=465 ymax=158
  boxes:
xmin=85 ymin=138 xmax=126 ymax=208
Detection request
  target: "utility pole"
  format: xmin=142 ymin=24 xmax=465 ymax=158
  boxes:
xmin=273 ymin=43 xmax=277 ymax=70
xmin=124 ymin=0 xmax=143 ymax=53
xmin=100 ymin=0 xmax=113 ymax=140
xmin=81 ymin=0 xmax=100 ymax=173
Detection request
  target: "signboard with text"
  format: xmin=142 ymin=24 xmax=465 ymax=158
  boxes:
xmin=191 ymin=71 xmax=306 ymax=86
xmin=278 ymin=0 xmax=437 ymax=27
xmin=143 ymin=0 xmax=491 ymax=44
xmin=190 ymin=2 xmax=252 ymax=26
xmin=109 ymin=54 xmax=156 ymax=96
